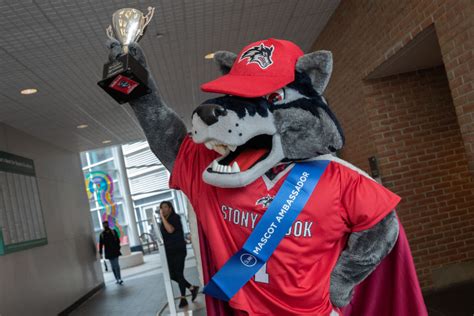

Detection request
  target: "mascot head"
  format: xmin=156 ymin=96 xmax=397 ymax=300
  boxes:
xmin=192 ymin=38 xmax=345 ymax=188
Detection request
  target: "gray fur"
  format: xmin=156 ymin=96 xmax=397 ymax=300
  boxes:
xmin=106 ymin=39 xmax=187 ymax=172
xmin=296 ymin=51 xmax=333 ymax=95
xmin=105 ymin=39 xmax=400 ymax=310
xmin=213 ymin=51 xmax=237 ymax=75
xmin=273 ymin=106 xmax=344 ymax=159
xmin=106 ymin=39 xmax=122 ymax=61
xmin=330 ymin=211 xmax=400 ymax=307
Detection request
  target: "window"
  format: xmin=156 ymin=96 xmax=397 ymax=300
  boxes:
xmin=137 ymin=220 xmax=148 ymax=237
xmin=91 ymin=210 xmax=101 ymax=231
xmin=89 ymin=199 xmax=97 ymax=211
xmin=112 ymin=180 xmax=122 ymax=199
xmin=135 ymin=207 xmax=142 ymax=221
xmin=89 ymin=147 xmax=113 ymax=165
xmin=115 ymin=203 xmax=126 ymax=224
xmin=91 ymin=160 xmax=116 ymax=173
xmin=95 ymin=231 xmax=101 ymax=244
xmin=144 ymin=207 xmax=155 ymax=221
xmin=80 ymin=153 xmax=89 ymax=167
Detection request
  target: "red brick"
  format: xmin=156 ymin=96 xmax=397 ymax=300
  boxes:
xmin=312 ymin=0 xmax=474 ymax=290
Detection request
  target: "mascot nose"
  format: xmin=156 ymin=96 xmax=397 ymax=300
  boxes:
xmin=195 ymin=104 xmax=227 ymax=126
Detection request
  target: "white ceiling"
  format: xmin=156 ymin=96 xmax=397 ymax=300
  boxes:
xmin=0 ymin=0 xmax=340 ymax=152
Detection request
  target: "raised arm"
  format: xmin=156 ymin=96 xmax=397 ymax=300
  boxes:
xmin=107 ymin=40 xmax=188 ymax=172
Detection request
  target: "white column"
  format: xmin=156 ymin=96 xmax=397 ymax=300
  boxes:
xmin=186 ymin=198 xmax=203 ymax=285
xmin=113 ymin=146 xmax=140 ymax=248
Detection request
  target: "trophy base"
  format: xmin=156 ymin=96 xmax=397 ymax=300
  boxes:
xmin=98 ymin=54 xmax=152 ymax=104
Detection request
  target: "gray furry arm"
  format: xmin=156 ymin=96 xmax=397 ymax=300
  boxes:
xmin=330 ymin=210 xmax=399 ymax=307
xmin=107 ymin=40 xmax=187 ymax=172
xmin=129 ymin=89 xmax=187 ymax=172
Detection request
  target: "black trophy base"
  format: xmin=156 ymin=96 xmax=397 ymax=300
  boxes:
xmin=97 ymin=54 xmax=152 ymax=104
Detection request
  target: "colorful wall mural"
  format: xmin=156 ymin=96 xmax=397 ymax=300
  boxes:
xmin=85 ymin=171 xmax=124 ymax=238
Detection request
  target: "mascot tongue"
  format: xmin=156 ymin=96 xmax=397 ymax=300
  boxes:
xmin=230 ymin=148 xmax=268 ymax=171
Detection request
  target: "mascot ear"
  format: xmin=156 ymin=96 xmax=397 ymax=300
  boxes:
xmin=295 ymin=51 xmax=333 ymax=95
xmin=212 ymin=51 xmax=237 ymax=74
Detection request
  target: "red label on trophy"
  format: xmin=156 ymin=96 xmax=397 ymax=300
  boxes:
xmin=109 ymin=75 xmax=139 ymax=95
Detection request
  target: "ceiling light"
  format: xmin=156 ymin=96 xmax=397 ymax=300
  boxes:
xmin=205 ymin=53 xmax=215 ymax=59
xmin=20 ymin=88 xmax=38 ymax=95
xmin=102 ymin=140 xmax=112 ymax=144
xmin=77 ymin=124 xmax=88 ymax=129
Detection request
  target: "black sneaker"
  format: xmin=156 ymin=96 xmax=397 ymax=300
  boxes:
xmin=119 ymin=279 xmax=123 ymax=285
xmin=178 ymin=298 xmax=188 ymax=308
xmin=191 ymin=286 xmax=199 ymax=302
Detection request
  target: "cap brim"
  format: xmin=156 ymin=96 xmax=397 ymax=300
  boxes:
xmin=201 ymin=74 xmax=293 ymax=98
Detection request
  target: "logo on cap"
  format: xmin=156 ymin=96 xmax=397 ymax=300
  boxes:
xmin=239 ymin=43 xmax=274 ymax=69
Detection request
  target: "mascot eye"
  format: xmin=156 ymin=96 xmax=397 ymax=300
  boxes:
xmin=265 ymin=88 xmax=285 ymax=104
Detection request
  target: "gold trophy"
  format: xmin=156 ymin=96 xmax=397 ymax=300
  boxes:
xmin=98 ymin=7 xmax=155 ymax=104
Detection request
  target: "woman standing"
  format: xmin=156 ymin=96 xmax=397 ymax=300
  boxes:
xmin=159 ymin=201 xmax=199 ymax=308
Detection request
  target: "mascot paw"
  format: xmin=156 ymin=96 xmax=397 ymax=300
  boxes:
xmin=128 ymin=42 xmax=148 ymax=68
xmin=105 ymin=40 xmax=148 ymax=69
xmin=330 ymin=274 xmax=355 ymax=307
xmin=106 ymin=38 xmax=122 ymax=62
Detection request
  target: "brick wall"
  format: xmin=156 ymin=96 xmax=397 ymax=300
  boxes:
xmin=366 ymin=67 xmax=474 ymax=288
xmin=312 ymin=1 xmax=474 ymax=290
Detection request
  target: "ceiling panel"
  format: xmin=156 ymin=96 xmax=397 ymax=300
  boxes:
xmin=0 ymin=0 xmax=340 ymax=152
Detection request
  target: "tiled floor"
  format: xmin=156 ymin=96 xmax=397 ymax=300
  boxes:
xmin=71 ymin=247 xmax=203 ymax=316
xmin=71 ymin=246 xmax=474 ymax=316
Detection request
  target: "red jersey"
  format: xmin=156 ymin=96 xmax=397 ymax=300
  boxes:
xmin=170 ymin=136 xmax=401 ymax=315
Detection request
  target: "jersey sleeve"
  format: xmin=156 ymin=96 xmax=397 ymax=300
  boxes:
xmin=169 ymin=134 xmax=219 ymax=203
xmin=339 ymin=163 xmax=401 ymax=232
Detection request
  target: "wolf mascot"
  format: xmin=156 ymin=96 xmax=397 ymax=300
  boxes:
xmin=105 ymin=38 xmax=427 ymax=315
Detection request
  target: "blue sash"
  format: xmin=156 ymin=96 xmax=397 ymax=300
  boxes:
xmin=203 ymin=160 xmax=330 ymax=301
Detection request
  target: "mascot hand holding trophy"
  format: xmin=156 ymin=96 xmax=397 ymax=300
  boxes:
xmin=98 ymin=7 xmax=154 ymax=104
xmin=99 ymin=7 xmax=427 ymax=316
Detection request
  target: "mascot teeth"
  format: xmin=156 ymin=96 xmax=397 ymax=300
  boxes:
xmin=231 ymin=161 xmax=240 ymax=172
xmin=204 ymin=142 xmax=213 ymax=150
xmin=205 ymin=140 xmax=237 ymax=155
xmin=119 ymin=37 xmax=408 ymax=315
xmin=211 ymin=160 xmax=240 ymax=173
xmin=213 ymin=144 xmax=230 ymax=156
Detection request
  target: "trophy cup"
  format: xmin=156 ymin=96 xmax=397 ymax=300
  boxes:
xmin=98 ymin=7 xmax=155 ymax=104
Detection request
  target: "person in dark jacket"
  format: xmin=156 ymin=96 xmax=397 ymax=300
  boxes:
xmin=99 ymin=221 xmax=123 ymax=285
xmin=159 ymin=201 xmax=199 ymax=308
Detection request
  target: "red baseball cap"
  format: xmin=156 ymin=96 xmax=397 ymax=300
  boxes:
xmin=201 ymin=38 xmax=304 ymax=98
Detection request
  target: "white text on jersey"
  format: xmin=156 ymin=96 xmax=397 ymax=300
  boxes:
xmin=221 ymin=205 xmax=314 ymax=238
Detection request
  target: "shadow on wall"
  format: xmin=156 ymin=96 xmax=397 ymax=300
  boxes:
xmin=423 ymin=281 xmax=474 ymax=316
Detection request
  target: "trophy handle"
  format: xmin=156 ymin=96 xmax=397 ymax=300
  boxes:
xmin=106 ymin=25 xmax=115 ymax=41
xmin=141 ymin=7 xmax=155 ymax=34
